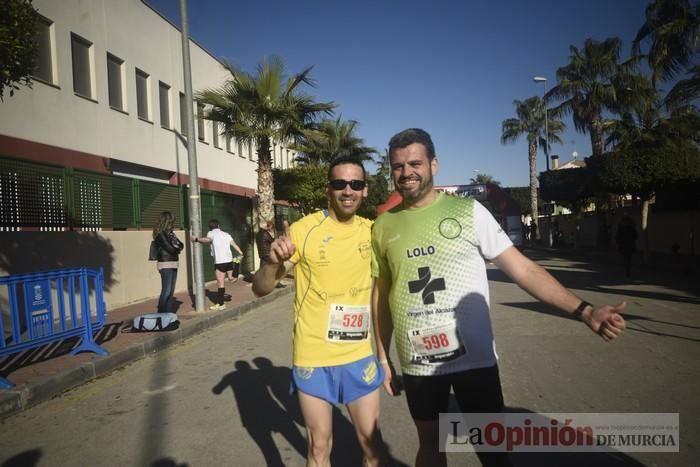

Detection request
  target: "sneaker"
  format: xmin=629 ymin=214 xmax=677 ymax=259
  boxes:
xmin=209 ymin=304 xmax=225 ymax=311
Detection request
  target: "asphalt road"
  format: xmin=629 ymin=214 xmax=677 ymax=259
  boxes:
xmin=1 ymin=251 xmax=697 ymax=466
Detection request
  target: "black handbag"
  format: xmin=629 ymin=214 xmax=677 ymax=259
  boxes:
xmin=148 ymin=240 xmax=158 ymax=261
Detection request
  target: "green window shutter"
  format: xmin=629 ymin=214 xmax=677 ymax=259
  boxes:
xmin=112 ymin=176 xmax=136 ymax=229
xmin=139 ymin=181 xmax=181 ymax=229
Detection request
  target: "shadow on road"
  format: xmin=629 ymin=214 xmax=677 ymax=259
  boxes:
xmin=487 ymin=265 xmax=700 ymax=307
xmin=213 ymin=358 xmax=408 ymax=467
xmin=213 ymin=359 xmax=307 ymax=466
xmin=150 ymin=458 xmax=189 ymax=467
xmin=506 ymin=248 xmax=700 ymax=300
xmin=1 ymin=449 xmax=42 ymax=467
xmin=499 ymin=301 xmax=700 ymax=343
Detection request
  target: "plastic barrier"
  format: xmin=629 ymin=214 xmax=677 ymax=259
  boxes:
xmin=0 ymin=268 xmax=109 ymax=388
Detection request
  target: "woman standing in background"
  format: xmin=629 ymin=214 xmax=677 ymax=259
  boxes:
xmin=153 ymin=211 xmax=183 ymax=313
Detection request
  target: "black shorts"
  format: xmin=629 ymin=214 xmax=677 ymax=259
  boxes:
xmin=402 ymin=364 xmax=504 ymax=420
xmin=215 ymin=262 xmax=234 ymax=273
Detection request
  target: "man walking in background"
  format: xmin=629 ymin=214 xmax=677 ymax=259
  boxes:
xmin=192 ymin=219 xmax=244 ymax=311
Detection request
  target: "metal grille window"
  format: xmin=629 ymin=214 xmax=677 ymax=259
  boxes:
xmin=77 ymin=179 xmax=102 ymax=230
xmin=248 ymin=142 xmax=254 ymax=161
xmin=0 ymin=170 xmax=20 ymax=231
xmin=71 ymin=33 xmax=92 ymax=98
xmin=159 ymin=81 xmax=170 ymax=128
xmin=226 ymin=135 xmax=233 ymax=153
xmin=238 ymin=140 xmax=244 ymax=158
xmin=107 ymin=53 xmax=124 ymax=110
xmin=34 ymin=16 xmax=54 ymax=84
xmin=0 ymin=157 xmax=186 ymax=232
xmin=136 ymin=69 xmax=150 ymax=120
xmin=0 ymin=159 xmax=66 ymax=230
xmin=39 ymin=175 xmax=66 ymax=231
xmin=179 ymin=92 xmax=188 ymax=137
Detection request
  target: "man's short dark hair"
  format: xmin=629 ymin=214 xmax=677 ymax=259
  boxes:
xmin=388 ymin=128 xmax=436 ymax=160
xmin=208 ymin=219 xmax=220 ymax=230
xmin=327 ymin=155 xmax=367 ymax=181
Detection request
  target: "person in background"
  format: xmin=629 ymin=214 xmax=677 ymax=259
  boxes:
xmin=192 ymin=219 xmax=244 ymax=311
xmin=616 ymin=215 xmax=638 ymax=278
xmin=153 ymin=211 xmax=183 ymax=314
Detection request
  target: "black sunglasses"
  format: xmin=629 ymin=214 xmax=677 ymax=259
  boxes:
xmin=328 ymin=179 xmax=366 ymax=191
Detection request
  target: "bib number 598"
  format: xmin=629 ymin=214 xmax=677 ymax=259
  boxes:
xmin=422 ymin=333 xmax=450 ymax=350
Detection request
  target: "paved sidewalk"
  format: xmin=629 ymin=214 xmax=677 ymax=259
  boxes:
xmin=0 ymin=277 xmax=293 ymax=419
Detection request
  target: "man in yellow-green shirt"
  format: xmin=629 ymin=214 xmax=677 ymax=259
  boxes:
xmin=252 ymin=155 xmax=385 ymax=467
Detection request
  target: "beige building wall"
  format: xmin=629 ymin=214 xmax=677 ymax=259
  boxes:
xmin=541 ymin=210 xmax=700 ymax=257
xmin=0 ymin=230 xmax=191 ymax=313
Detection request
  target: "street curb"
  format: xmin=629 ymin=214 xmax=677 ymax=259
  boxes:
xmin=0 ymin=285 xmax=294 ymax=420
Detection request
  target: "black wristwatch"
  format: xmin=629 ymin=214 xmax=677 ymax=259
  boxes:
xmin=573 ymin=301 xmax=593 ymax=321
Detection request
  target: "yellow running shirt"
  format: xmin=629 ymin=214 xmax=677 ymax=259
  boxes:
xmin=288 ymin=210 xmax=374 ymax=367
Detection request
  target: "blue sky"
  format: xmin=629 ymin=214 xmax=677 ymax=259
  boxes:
xmin=146 ymin=0 xmax=646 ymax=187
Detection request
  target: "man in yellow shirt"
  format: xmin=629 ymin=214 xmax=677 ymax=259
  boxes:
xmin=253 ymin=156 xmax=385 ymax=467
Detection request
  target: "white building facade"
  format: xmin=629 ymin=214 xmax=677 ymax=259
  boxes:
xmin=0 ymin=0 xmax=295 ymax=308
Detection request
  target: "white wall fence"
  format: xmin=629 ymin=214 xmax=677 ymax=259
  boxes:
xmin=538 ymin=209 xmax=700 ymax=258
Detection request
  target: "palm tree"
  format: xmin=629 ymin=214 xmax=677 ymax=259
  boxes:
xmin=664 ymin=64 xmax=700 ymax=110
xmin=604 ymin=72 xmax=700 ymax=260
xmin=469 ymin=173 xmax=500 ymax=186
xmin=196 ymin=56 xmax=334 ymax=225
xmin=607 ymin=72 xmax=700 ymax=151
xmin=376 ymin=149 xmax=391 ymax=187
xmin=501 ymin=96 xmax=565 ymax=235
xmin=632 ymin=0 xmax=700 ymax=86
xmin=548 ymin=37 xmax=640 ymax=158
xmin=293 ymin=116 xmax=376 ymax=165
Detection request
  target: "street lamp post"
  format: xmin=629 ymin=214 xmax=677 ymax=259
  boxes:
xmin=533 ymin=76 xmax=549 ymax=171
xmin=534 ymin=76 xmax=553 ymax=246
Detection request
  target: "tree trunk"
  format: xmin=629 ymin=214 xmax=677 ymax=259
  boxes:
xmin=528 ymin=139 xmax=539 ymax=240
xmin=256 ymin=137 xmax=275 ymax=227
xmin=641 ymin=197 xmax=650 ymax=264
xmin=590 ymin=113 xmax=604 ymax=157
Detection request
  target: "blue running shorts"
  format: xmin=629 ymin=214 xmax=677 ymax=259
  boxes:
xmin=291 ymin=354 xmax=384 ymax=405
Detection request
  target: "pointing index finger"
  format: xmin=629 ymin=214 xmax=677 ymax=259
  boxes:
xmin=283 ymin=220 xmax=290 ymax=238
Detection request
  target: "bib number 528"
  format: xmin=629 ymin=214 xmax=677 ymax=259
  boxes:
xmin=342 ymin=314 xmax=364 ymax=328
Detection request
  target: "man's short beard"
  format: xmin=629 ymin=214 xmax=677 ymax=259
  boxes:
xmin=398 ymin=178 xmax=433 ymax=205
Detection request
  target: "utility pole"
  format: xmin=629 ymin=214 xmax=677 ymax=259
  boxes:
xmin=180 ymin=0 xmax=205 ymax=311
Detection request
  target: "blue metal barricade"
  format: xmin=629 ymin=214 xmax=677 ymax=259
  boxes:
xmin=0 ymin=268 xmax=109 ymax=388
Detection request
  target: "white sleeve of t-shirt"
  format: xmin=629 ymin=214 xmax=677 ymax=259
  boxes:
xmin=473 ymin=201 xmax=513 ymax=260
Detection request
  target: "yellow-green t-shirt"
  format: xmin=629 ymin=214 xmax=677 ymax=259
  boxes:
xmin=289 ymin=210 xmax=374 ymax=367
